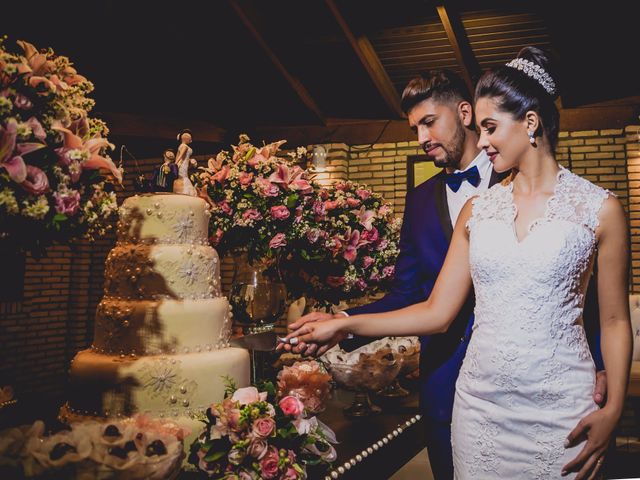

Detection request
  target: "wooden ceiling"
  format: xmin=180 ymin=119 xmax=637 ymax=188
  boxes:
xmin=3 ymin=0 xmax=639 ymax=152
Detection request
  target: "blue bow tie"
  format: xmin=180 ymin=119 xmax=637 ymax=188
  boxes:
xmin=445 ymin=166 xmax=481 ymax=192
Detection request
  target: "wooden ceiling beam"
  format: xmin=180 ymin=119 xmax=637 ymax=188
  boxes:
xmin=227 ymin=0 xmax=325 ymax=125
xmin=436 ymin=4 xmax=481 ymax=95
xmin=324 ymin=0 xmax=404 ymax=119
xmin=101 ymin=112 xmax=227 ymax=143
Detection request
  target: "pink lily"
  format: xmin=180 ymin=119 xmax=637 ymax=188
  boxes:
xmin=268 ymin=164 xmax=312 ymax=194
xmin=351 ymin=206 xmax=375 ymax=231
xmin=211 ymin=165 xmax=230 ymax=185
xmin=342 ymin=227 xmax=368 ymax=264
xmin=0 ymin=118 xmax=45 ymax=184
xmin=52 ymin=119 xmax=121 ymax=183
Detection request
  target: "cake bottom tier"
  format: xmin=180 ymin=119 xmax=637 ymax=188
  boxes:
xmin=65 ymin=348 xmax=250 ymax=419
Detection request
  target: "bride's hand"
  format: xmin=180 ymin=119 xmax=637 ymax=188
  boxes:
xmin=562 ymin=407 xmax=618 ymax=479
xmin=283 ymin=317 xmax=348 ymax=346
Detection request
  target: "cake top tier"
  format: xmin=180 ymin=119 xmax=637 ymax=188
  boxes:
xmin=117 ymin=194 xmax=211 ymax=246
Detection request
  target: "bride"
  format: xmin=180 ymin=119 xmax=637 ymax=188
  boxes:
xmin=173 ymin=129 xmax=198 ymax=196
xmin=284 ymin=47 xmax=632 ymax=479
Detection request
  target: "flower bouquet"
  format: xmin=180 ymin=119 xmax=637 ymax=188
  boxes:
xmin=0 ymin=415 xmax=186 ymax=479
xmin=189 ymin=379 xmax=337 ymax=479
xmin=0 ymin=38 xmax=121 ymax=254
xmin=278 ymin=180 xmax=401 ymax=308
xmin=196 ymin=134 xmax=315 ymax=266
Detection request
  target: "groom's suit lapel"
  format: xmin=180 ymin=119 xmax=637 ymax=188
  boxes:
xmin=433 ymin=167 xmax=508 ymax=243
xmin=433 ymin=171 xmax=454 ymax=243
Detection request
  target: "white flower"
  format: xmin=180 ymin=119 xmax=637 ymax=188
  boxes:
xmin=21 ymin=196 xmax=50 ymax=220
xmin=0 ymin=188 xmax=20 ymax=215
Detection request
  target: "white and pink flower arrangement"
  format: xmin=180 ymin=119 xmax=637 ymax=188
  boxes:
xmin=196 ymin=134 xmax=315 ymax=265
xmin=189 ymin=379 xmax=337 ymax=479
xmin=0 ymin=415 xmax=186 ymax=479
xmin=0 ymin=38 xmax=121 ymax=254
xmin=279 ymin=179 xmax=401 ymax=308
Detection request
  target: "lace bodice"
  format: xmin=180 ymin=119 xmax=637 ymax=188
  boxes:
xmin=452 ymin=168 xmax=609 ymax=479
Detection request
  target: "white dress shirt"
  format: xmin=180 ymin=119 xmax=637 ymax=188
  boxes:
xmin=445 ymin=150 xmax=493 ymax=227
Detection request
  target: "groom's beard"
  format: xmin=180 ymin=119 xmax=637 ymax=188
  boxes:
xmin=423 ymin=121 xmax=465 ymax=170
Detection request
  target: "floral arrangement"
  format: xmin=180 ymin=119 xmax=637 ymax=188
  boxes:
xmin=279 ymin=179 xmax=401 ymax=307
xmin=0 ymin=38 xmax=121 ymax=253
xmin=196 ymin=134 xmax=315 ymax=265
xmin=276 ymin=360 xmax=332 ymax=415
xmin=0 ymin=415 xmax=186 ymax=479
xmin=189 ymin=380 xmax=337 ymax=479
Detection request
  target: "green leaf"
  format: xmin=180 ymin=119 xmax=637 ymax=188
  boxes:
xmin=204 ymin=449 xmax=227 ymax=462
xmin=53 ymin=213 xmax=68 ymax=223
xmin=286 ymin=193 xmax=299 ymax=208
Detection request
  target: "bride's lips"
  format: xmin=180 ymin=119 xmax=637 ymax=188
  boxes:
xmin=487 ymin=151 xmax=499 ymax=162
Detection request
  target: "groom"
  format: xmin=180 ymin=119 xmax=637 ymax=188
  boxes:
xmin=286 ymin=70 xmax=607 ymax=479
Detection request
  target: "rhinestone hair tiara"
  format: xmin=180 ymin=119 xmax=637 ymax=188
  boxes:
xmin=505 ymin=58 xmax=557 ymax=96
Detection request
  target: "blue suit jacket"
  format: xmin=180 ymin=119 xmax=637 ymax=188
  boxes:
xmin=345 ymin=169 xmax=603 ymax=423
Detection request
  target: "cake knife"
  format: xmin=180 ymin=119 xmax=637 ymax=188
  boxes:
xmin=229 ymin=331 xmax=288 ymax=352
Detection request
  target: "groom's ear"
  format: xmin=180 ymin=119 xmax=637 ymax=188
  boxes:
xmin=457 ymin=101 xmax=474 ymax=128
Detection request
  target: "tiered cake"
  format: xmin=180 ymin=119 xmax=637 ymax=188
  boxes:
xmin=61 ymin=193 xmax=249 ymax=444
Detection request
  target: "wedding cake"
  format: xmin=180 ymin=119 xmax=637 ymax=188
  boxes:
xmin=60 ymin=193 xmax=250 ymax=447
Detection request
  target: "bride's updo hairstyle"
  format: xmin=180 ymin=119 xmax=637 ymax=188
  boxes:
xmin=475 ymin=46 xmax=560 ymax=151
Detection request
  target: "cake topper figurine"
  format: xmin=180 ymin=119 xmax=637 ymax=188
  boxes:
xmin=152 ymin=149 xmax=179 ymax=192
xmin=173 ymin=129 xmax=198 ymax=196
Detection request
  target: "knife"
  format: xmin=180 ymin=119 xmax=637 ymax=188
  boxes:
xmin=229 ymin=331 xmax=288 ymax=352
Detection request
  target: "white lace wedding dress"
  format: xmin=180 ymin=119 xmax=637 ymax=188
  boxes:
xmin=452 ymin=167 xmax=609 ymax=479
xmin=175 ymin=145 xmax=197 ymax=196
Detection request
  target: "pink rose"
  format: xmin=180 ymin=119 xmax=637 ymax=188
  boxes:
xmin=334 ymin=182 xmax=347 ymax=191
xmin=382 ymin=265 xmax=395 ymax=278
xmin=346 ymin=197 xmax=361 ymax=208
xmin=247 ymin=438 xmax=268 ymax=459
xmin=327 ymin=276 xmax=345 ymax=287
xmin=53 ymin=189 xmax=81 ymax=216
xmin=378 ymin=204 xmax=392 ymax=217
xmin=259 ymin=446 xmax=280 ymax=480
xmin=355 ymin=279 xmax=368 ymax=291
xmin=256 ymin=177 xmax=280 ymax=197
xmin=294 ymin=205 xmax=303 ymax=223
xmin=362 ymin=256 xmax=374 ymax=269
xmin=361 ymin=226 xmax=379 ymax=243
xmin=319 ymin=189 xmax=329 ymax=200
xmin=306 ymin=229 xmax=320 ymax=244
xmin=324 ymin=200 xmax=339 ymax=211
xmin=242 ymin=209 xmax=262 ymax=221
xmin=282 ymin=467 xmax=300 ymax=480
xmin=231 ymin=386 xmax=267 ymax=406
xmin=356 ymin=188 xmax=371 ymax=200
xmin=239 ymin=171 xmax=254 ymax=186
xmin=279 ymin=395 xmax=304 ymax=418
xmin=21 ymin=165 xmax=49 ymax=195
xmin=270 ymin=205 xmax=290 ymax=220
xmin=252 ymin=416 xmax=275 ymax=438
xmin=376 ymin=239 xmax=389 ymax=251
xmin=269 ymin=233 xmax=287 ymax=249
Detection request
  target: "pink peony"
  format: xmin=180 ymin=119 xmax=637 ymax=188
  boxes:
xmin=279 ymin=395 xmax=304 ymax=418
xmin=356 ymin=188 xmax=371 ymax=200
xmin=270 ymin=205 xmax=290 ymax=220
xmin=269 ymin=233 xmax=287 ymax=249
xmin=231 ymin=386 xmax=267 ymax=406
xmin=21 ymin=165 xmax=49 ymax=194
xmin=252 ymin=416 xmax=276 ymax=438
xmin=53 ymin=189 xmax=81 ymax=215
xmin=362 ymin=256 xmax=375 ymax=269
xmin=259 ymin=446 xmax=280 ymax=480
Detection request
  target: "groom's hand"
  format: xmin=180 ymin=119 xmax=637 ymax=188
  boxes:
xmin=593 ymin=370 xmax=607 ymax=406
xmin=281 ymin=312 xmax=345 ymax=357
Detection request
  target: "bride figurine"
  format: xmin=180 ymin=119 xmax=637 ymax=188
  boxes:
xmin=173 ymin=129 xmax=198 ymax=196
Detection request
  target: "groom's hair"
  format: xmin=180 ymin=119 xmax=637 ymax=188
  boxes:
xmin=401 ymin=70 xmax=472 ymax=115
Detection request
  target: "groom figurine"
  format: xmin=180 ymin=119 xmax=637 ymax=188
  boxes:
xmin=286 ymin=70 xmax=607 ymax=479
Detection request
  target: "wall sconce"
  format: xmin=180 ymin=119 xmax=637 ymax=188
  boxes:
xmin=311 ymin=145 xmax=327 ymax=172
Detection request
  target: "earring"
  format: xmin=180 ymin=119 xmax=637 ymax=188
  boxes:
xmin=528 ymin=131 xmax=535 ymax=144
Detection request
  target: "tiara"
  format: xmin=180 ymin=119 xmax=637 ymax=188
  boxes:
xmin=505 ymin=58 xmax=557 ymax=95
